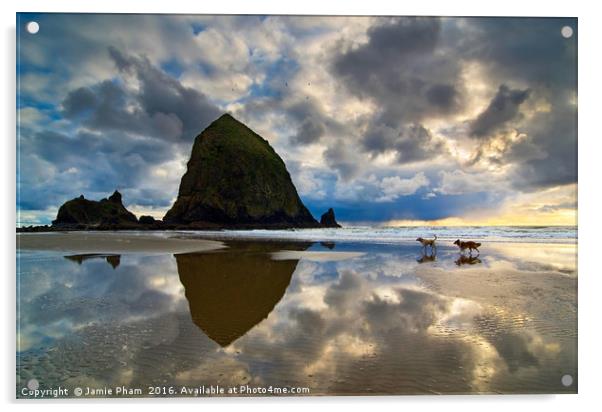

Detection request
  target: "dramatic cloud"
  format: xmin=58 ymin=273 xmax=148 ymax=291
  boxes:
xmin=332 ymin=17 xmax=464 ymax=125
xmin=63 ymin=80 xmax=185 ymax=140
xmin=363 ymin=124 xmax=447 ymax=163
xmin=470 ymin=85 xmax=530 ymax=138
xmin=108 ymin=46 xmax=221 ymax=140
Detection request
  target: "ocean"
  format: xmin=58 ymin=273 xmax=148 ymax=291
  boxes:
xmin=158 ymin=225 xmax=578 ymax=244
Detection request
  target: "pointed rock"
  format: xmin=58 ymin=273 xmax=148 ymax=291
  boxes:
xmin=108 ymin=190 xmax=123 ymax=204
xmin=320 ymin=208 xmax=341 ymax=228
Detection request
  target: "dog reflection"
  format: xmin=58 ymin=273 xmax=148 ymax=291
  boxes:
xmin=455 ymin=255 xmax=482 ymax=266
xmin=417 ymin=250 xmax=437 ymax=264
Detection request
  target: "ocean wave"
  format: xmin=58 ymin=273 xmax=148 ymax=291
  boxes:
xmin=164 ymin=226 xmax=578 ymax=245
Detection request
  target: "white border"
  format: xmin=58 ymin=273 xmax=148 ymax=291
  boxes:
xmin=3 ymin=1 xmax=601 ymax=411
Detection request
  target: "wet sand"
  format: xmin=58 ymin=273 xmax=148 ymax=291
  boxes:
xmin=17 ymin=232 xmax=224 ymax=254
xmin=271 ymin=250 xmax=365 ymax=261
xmin=16 ymin=236 xmax=577 ymax=397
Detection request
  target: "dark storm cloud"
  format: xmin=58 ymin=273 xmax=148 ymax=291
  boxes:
xmin=334 ymin=17 xmax=441 ymax=84
xmin=26 ymin=129 xmax=174 ymax=173
xmin=240 ymin=94 xmax=349 ymax=147
xmin=327 ymin=16 xmax=577 ymax=194
xmin=286 ymin=99 xmax=333 ymax=146
xmin=332 ymin=17 xmax=464 ymax=126
xmin=62 ymin=87 xmax=97 ymax=115
xmin=460 ymin=18 xmax=577 ymax=189
xmin=463 ymin=18 xmax=577 ymax=91
xmin=470 ymin=85 xmax=530 ymax=138
xmin=363 ymin=124 xmax=447 ymax=163
xmin=323 ymin=143 xmax=360 ymax=180
xmin=330 ymin=17 xmax=460 ymax=166
xmin=237 ymin=90 xmax=360 ymax=178
xmin=509 ymin=105 xmax=577 ymax=189
xmin=108 ymin=47 xmax=221 ymax=140
xmin=292 ymin=118 xmax=325 ymax=145
xmin=426 ymin=84 xmax=459 ymax=109
xmin=63 ymin=80 xmax=184 ymax=140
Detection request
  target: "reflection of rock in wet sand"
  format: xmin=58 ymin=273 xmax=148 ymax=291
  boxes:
xmin=175 ymin=241 xmax=311 ymax=347
xmin=64 ymin=253 xmax=121 ymax=269
xmin=320 ymin=241 xmax=336 ymax=250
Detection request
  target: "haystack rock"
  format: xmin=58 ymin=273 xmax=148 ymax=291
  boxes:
xmin=163 ymin=113 xmax=320 ymax=228
xmin=52 ymin=190 xmax=138 ymax=227
xmin=320 ymin=208 xmax=341 ymax=228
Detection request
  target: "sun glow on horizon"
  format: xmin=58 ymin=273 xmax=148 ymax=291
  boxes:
xmin=383 ymin=184 xmax=577 ymax=227
xmin=383 ymin=213 xmax=576 ymax=228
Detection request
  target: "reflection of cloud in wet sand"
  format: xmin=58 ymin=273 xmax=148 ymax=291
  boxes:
xmin=271 ymin=250 xmax=365 ymax=261
xmin=485 ymin=243 xmax=577 ymax=275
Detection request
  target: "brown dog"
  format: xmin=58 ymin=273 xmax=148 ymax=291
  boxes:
xmin=453 ymin=239 xmax=481 ymax=254
xmin=416 ymin=235 xmax=437 ymax=250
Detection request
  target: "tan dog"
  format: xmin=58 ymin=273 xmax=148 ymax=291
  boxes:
xmin=416 ymin=235 xmax=437 ymax=251
xmin=453 ymin=239 xmax=481 ymax=254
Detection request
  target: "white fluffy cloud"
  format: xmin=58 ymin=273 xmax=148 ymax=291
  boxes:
xmin=377 ymin=172 xmax=430 ymax=202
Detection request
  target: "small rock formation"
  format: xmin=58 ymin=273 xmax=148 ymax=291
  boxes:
xmin=163 ymin=113 xmax=320 ymax=228
xmin=320 ymin=208 xmax=341 ymax=228
xmin=138 ymin=215 xmax=157 ymax=225
xmin=52 ymin=190 xmax=138 ymax=228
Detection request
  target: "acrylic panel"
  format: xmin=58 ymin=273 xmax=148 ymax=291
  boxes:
xmin=16 ymin=13 xmax=577 ymax=398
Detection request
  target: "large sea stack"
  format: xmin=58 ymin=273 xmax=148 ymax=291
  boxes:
xmin=164 ymin=113 xmax=320 ymax=228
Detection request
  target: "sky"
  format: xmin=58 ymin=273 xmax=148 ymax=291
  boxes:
xmin=16 ymin=14 xmax=577 ymax=226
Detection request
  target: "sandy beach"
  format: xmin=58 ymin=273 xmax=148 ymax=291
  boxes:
xmin=17 ymin=232 xmax=224 ymax=254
